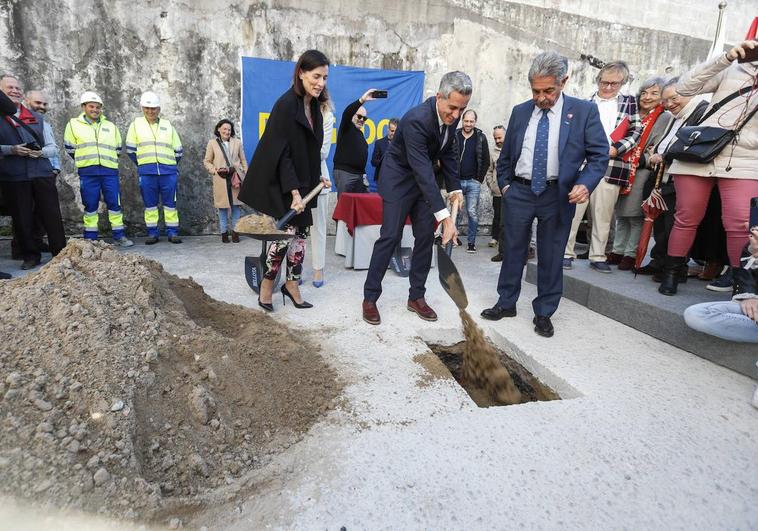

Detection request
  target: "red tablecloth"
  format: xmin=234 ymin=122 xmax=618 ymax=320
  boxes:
xmin=332 ymin=193 xmax=411 ymax=236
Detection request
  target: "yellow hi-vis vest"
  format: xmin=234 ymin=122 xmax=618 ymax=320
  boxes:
xmin=126 ymin=116 xmax=182 ymax=166
xmin=63 ymin=114 xmax=122 ymax=169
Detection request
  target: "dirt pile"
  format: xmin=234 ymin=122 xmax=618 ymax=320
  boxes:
xmin=459 ymin=310 xmax=521 ymax=405
xmin=0 ymin=240 xmax=342 ymax=522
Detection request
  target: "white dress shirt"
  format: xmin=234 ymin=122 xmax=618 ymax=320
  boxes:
xmin=433 ymin=104 xmax=460 ymax=222
xmin=594 ymin=95 xmax=618 ymax=141
xmin=515 ymin=93 xmax=563 ymax=181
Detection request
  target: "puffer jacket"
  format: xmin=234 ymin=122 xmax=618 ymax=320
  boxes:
xmin=669 ymin=53 xmax=758 ymax=180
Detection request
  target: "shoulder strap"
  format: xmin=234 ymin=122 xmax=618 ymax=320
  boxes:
xmin=735 ymin=101 xmax=758 ymax=134
xmin=8 ymin=113 xmax=44 ymax=146
xmin=699 ymin=85 xmax=755 ymax=123
xmin=216 ymin=137 xmax=232 ymax=168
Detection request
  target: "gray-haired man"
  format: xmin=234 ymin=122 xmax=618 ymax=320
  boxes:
xmin=481 ymin=51 xmax=608 ymax=337
xmin=362 ymin=71 xmax=469 ymax=325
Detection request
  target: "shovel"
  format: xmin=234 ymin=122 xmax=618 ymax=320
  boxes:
xmin=436 ymin=201 xmax=468 ymax=309
xmin=275 ymin=182 xmax=325 ymax=230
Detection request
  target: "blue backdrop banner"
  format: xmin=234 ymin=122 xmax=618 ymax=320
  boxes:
xmin=241 ymin=57 xmax=424 ymax=191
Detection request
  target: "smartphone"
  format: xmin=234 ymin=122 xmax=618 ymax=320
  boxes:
xmin=750 ymin=196 xmax=758 ymax=230
xmin=737 ymin=41 xmax=758 ymax=63
xmin=24 ymin=142 xmax=41 ymax=151
xmin=371 ymin=90 xmax=388 ymax=99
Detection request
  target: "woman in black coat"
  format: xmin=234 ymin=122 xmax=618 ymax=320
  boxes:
xmin=238 ymin=49 xmax=331 ymax=311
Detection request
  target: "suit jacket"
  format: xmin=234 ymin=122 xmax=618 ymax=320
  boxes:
xmin=371 ymin=136 xmax=391 ymax=182
xmin=238 ymin=87 xmax=323 ymax=227
xmin=496 ymin=94 xmax=609 ymax=223
xmin=378 ymin=97 xmax=461 ymax=213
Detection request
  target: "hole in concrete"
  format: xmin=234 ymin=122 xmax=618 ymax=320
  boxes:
xmin=426 ymin=340 xmax=561 ymax=407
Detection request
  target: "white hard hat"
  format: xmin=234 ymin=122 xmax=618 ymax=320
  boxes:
xmin=80 ymin=91 xmax=103 ymax=105
xmin=139 ymin=91 xmax=160 ymax=108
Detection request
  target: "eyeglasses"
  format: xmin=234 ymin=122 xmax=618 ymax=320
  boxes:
xmin=355 ymin=114 xmax=367 ymax=121
xmin=599 ymin=81 xmax=623 ymax=88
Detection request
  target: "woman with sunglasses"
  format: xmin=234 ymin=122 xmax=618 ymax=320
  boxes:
xmin=332 ymin=89 xmax=379 ymax=194
xmin=238 ymin=49 xmax=332 ymax=311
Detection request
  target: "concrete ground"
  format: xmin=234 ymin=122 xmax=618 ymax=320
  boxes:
xmin=2 ymin=235 xmax=757 ymax=529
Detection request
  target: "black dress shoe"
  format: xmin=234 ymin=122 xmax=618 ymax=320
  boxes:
xmin=145 ymin=236 xmax=159 ymax=245
xmin=533 ymin=315 xmax=554 ymax=337
xmin=491 ymin=253 xmax=503 ymax=262
xmin=481 ymin=305 xmax=517 ymax=320
xmin=21 ymin=258 xmax=40 ymax=270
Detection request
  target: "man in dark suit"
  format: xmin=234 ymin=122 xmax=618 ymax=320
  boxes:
xmin=481 ymin=51 xmax=609 ymax=337
xmin=362 ymin=71 xmax=470 ymax=325
xmin=370 ymin=117 xmax=398 ymax=183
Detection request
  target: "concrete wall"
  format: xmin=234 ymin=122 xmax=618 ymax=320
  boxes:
xmin=0 ymin=0 xmax=753 ymax=235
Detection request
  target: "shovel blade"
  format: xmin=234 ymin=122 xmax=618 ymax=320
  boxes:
xmin=436 ymin=243 xmax=468 ymax=309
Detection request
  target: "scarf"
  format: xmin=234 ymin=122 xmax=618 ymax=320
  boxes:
xmin=5 ymin=104 xmax=38 ymax=126
xmin=620 ymin=103 xmax=665 ymax=196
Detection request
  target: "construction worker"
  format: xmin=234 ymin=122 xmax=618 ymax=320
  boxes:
xmin=63 ymin=91 xmax=133 ymax=246
xmin=126 ymin=91 xmax=183 ymax=244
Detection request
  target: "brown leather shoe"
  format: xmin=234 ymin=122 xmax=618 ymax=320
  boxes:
xmin=698 ymin=261 xmax=723 ymax=281
xmin=407 ymin=298 xmax=438 ymax=322
xmin=362 ymin=300 xmax=381 ymax=325
xmin=606 ymin=252 xmax=623 ymax=265
xmin=231 ymin=231 xmax=240 ymax=243
xmin=618 ymin=255 xmax=635 ymax=270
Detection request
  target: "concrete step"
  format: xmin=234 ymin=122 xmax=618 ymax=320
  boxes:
xmin=525 ymin=260 xmax=757 ymax=379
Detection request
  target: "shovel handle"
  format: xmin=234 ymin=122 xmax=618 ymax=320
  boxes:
xmin=275 ymin=182 xmax=325 ymax=230
xmin=444 ymin=198 xmax=459 ymax=257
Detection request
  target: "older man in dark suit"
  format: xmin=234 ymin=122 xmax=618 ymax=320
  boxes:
xmin=481 ymin=51 xmax=609 ymax=337
xmin=362 ymin=71 xmax=470 ymax=325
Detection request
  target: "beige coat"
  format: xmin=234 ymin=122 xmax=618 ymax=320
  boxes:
xmin=204 ymin=137 xmax=248 ymax=208
xmin=669 ymin=54 xmax=758 ymax=180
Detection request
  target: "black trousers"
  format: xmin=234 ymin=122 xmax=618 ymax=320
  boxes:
xmin=2 ymin=176 xmax=66 ymax=261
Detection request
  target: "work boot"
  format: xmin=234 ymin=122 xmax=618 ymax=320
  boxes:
xmin=658 ymin=256 xmax=688 ymax=296
xmin=145 ymin=236 xmax=159 ymax=245
xmin=168 ymin=235 xmax=183 ymax=244
xmin=362 ymin=300 xmax=381 ymax=325
xmin=407 ymin=298 xmax=438 ymax=321
xmin=114 ymin=237 xmax=134 ymax=248
xmin=221 ymin=232 xmax=230 ymax=243
xmin=231 ymin=231 xmax=240 ymax=243
xmin=0 ymin=271 xmax=11 ymax=280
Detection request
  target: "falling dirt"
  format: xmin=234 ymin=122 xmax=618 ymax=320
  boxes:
xmin=459 ymin=310 xmax=522 ymax=405
xmin=0 ymin=240 xmax=343 ymax=524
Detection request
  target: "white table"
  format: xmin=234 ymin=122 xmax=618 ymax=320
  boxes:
xmin=334 ymin=221 xmax=436 ymax=270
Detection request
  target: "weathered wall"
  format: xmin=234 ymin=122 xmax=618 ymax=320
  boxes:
xmin=0 ymin=0 xmax=752 ymax=235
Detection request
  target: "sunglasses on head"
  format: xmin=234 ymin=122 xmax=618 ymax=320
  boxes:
xmin=355 ymin=114 xmax=367 ymax=121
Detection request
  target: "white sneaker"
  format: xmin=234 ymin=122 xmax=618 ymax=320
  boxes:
xmin=488 ymin=239 xmax=498 ymax=248
xmin=114 ymin=237 xmax=134 ymax=248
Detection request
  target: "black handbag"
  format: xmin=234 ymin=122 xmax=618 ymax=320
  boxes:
xmin=668 ymin=85 xmax=758 ymax=164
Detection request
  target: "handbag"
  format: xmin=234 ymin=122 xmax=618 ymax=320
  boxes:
xmin=668 ymin=85 xmax=758 ymax=163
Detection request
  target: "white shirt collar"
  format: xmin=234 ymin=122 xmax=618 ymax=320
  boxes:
xmin=534 ymin=92 xmax=564 ymax=117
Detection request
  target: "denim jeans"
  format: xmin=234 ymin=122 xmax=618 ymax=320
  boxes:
xmin=458 ymin=179 xmax=480 ymax=245
xmin=218 ymin=206 xmax=241 ymax=233
xmin=684 ymin=301 xmax=758 ymax=343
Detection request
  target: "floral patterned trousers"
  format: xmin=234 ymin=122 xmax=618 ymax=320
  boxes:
xmin=264 ymin=225 xmax=308 ymax=281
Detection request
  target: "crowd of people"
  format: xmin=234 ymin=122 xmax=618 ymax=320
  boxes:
xmin=1 ymin=43 xmax=757 ymax=357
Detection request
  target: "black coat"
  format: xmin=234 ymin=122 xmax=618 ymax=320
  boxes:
xmin=239 ymin=87 xmax=323 ymax=227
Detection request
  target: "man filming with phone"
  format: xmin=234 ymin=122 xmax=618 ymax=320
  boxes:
xmin=333 ymin=88 xmax=384 ymax=194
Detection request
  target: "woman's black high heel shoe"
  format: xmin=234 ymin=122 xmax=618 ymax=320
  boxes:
xmin=281 ymin=284 xmax=313 ymax=309
xmin=258 ymin=297 xmax=274 ymax=312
